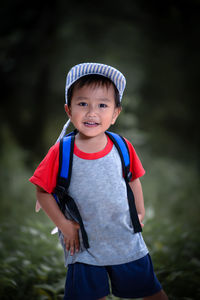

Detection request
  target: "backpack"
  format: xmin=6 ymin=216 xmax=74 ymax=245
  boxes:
xmin=53 ymin=130 xmax=142 ymax=249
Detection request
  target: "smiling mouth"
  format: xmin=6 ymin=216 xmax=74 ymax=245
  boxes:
xmin=84 ymin=121 xmax=99 ymax=127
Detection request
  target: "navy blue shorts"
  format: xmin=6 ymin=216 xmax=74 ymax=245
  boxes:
xmin=63 ymin=254 xmax=162 ymax=300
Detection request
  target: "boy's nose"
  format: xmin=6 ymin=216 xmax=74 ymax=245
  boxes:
xmin=86 ymin=105 xmax=97 ymax=116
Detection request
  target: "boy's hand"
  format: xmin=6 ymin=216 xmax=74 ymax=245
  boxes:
xmin=138 ymin=214 xmax=144 ymax=228
xmin=61 ymin=220 xmax=80 ymax=256
xmin=35 ymin=188 xmax=80 ymax=255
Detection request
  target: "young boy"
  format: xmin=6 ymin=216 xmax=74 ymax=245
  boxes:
xmin=30 ymin=63 xmax=168 ymax=300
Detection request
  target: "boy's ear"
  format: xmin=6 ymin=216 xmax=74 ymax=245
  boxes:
xmin=64 ymin=104 xmax=71 ymax=118
xmin=111 ymin=107 xmax=122 ymax=125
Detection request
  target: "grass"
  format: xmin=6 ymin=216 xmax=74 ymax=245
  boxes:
xmin=0 ymin=212 xmax=200 ymax=299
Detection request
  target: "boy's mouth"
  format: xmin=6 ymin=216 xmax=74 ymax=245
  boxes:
xmin=84 ymin=121 xmax=99 ymax=127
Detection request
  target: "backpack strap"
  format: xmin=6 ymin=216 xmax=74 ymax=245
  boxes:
xmin=105 ymin=131 xmax=131 ymax=180
xmin=106 ymin=131 xmax=142 ymax=233
xmin=54 ymin=132 xmax=90 ymax=249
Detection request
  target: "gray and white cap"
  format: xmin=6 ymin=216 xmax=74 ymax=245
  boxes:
xmin=56 ymin=62 xmax=126 ymax=142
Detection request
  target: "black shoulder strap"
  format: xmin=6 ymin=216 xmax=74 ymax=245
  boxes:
xmin=106 ymin=131 xmax=142 ymax=233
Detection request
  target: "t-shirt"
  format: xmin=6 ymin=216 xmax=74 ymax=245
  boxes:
xmin=30 ymin=135 xmax=148 ymax=266
xmin=30 ymin=137 xmax=145 ymax=193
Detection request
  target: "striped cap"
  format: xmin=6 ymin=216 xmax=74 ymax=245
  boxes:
xmin=65 ymin=62 xmax=126 ymax=103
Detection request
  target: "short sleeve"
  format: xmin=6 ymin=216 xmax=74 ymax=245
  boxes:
xmin=124 ymin=138 xmax=145 ymax=181
xmin=29 ymin=142 xmax=60 ymax=193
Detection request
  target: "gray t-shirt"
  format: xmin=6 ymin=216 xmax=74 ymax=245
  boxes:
xmin=59 ymin=145 xmax=148 ymax=266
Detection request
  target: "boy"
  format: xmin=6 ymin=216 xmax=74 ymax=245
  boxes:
xmin=30 ymin=63 xmax=168 ymax=300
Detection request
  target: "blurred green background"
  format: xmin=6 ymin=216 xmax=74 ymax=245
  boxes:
xmin=0 ymin=0 xmax=200 ymax=299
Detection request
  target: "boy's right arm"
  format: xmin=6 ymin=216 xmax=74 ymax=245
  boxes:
xmin=36 ymin=186 xmax=80 ymax=255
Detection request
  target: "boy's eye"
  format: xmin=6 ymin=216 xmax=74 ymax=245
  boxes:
xmin=99 ymin=103 xmax=108 ymax=108
xmin=78 ymin=102 xmax=88 ymax=106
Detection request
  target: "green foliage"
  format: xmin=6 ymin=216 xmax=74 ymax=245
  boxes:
xmin=0 ymin=219 xmax=66 ymax=300
xmin=0 ymin=132 xmax=66 ymax=299
xmin=143 ymin=222 xmax=200 ymax=300
xmin=141 ymin=155 xmax=200 ymax=225
xmin=1 ymin=218 xmax=200 ymax=299
xmin=0 ymin=127 xmax=34 ymax=221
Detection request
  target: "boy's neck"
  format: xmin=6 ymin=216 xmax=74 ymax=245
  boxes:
xmin=75 ymin=132 xmax=107 ymax=153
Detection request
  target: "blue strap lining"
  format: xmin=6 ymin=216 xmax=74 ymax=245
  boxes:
xmin=107 ymin=131 xmax=130 ymax=168
xmin=60 ymin=136 xmax=72 ymax=179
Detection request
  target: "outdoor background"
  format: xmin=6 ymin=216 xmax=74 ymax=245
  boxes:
xmin=0 ymin=0 xmax=200 ymax=299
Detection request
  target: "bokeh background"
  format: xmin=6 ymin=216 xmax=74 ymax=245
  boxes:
xmin=0 ymin=0 xmax=200 ymax=299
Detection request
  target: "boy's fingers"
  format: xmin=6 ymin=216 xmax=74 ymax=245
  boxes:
xmin=75 ymin=235 xmax=80 ymax=252
xmin=64 ymin=238 xmax=75 ymax=255
xmin=63 ymin=223 xmax=80 ymax=254
xmin=70 ymin=241 xmax=75 ymax=256
xmin=64 ymin=238 xmax=70 ymax=251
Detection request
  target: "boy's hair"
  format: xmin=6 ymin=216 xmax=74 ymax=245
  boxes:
xmin=67 ymin=74 xmax=121 ymax=108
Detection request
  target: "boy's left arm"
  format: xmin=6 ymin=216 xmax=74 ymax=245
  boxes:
xmin=129 ymin=178 xmax=145 ymax=227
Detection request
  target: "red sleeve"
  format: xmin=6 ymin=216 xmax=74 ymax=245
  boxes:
xmin=29 ymin=142 xmax=60 ymax=193
xmin=124 ymin=138 xmax=145 ymax=181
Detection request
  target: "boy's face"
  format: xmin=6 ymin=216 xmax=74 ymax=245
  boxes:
xmin=65 ymin=83 xmax=121 ymax=139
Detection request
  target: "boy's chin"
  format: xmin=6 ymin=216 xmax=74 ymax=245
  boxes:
xmin=77 ymin=131 xmax=106 ymax=139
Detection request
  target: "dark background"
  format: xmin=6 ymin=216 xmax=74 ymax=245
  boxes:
xmin=0 ymin=1 xmax=200 ymax=299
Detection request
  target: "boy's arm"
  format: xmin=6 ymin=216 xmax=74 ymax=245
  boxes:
xmin=129 ymin=178 xmax=145 ymax=227
xmin=36 ymin=186 xmax=80 ymax=255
